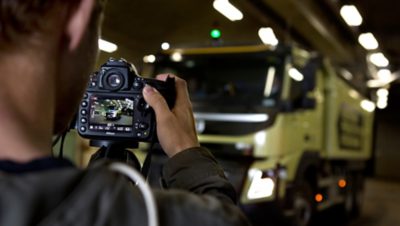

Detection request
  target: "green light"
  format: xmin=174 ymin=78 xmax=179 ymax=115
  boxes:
xmin=210 ymin=29 xmax=221 ymax=39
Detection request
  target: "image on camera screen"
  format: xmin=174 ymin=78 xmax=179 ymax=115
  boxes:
xmin=88 ymin=96 xmax=134 ymax=132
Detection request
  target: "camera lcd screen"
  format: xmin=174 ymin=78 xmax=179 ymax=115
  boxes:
xmin=88 ymin=96 xmax=134 ymax=133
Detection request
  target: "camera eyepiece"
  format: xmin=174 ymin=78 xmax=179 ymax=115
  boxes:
xmin=106 ymin=73 xmax=124 ymax=89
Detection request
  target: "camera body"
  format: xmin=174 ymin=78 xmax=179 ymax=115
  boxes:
xmin=77 ymin=58 xmax=175 ymax=143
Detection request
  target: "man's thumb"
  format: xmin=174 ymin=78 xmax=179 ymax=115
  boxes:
xmin=143 ymin=85 xmax=170 ymax=115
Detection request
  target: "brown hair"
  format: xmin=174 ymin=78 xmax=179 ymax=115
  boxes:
xmin=0 ymin=0 xmax=104 ymax=48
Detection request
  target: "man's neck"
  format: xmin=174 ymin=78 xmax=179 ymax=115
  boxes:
xmin=0 ymin=51 xmax=56 ymax=162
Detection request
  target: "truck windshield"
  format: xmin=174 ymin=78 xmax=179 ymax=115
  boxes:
xmin=154 ymin=51 xmax=283 ymax=109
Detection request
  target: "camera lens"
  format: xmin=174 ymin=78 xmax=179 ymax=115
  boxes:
xmin=106 ymin=73 xmax=124 ymax=89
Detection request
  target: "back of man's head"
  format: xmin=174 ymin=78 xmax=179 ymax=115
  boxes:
xmin=0 ymin=0 xmax=106 ymax=50
xmin=0 ymin=1 xmax=75 ymax=49
xmin=0 ymin=0 xmax=104 ymax=161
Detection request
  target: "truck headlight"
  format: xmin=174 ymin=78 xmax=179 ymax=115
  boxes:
xmin=247 ymin=169 xmax=275 ymax=200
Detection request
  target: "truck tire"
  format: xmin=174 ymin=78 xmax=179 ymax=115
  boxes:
xmin=290 ymin=184 xmax=315 ymax=226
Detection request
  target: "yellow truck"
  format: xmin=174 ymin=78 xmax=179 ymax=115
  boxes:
xmin=146 ymin=44 xmax=375 ymax=226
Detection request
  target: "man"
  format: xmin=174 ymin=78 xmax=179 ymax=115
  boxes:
xmin=0 ymin=0 xmax=250 ymax=225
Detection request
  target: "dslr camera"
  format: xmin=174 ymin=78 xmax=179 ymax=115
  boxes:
xmin=77 ymin=58 xmax=176 ymax=143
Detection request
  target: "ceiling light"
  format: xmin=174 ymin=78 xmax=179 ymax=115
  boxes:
xmin=369 ymin=53 xmax=389 ymax=67
xmin=258 ymin=27 xmax=279 ymax=46
xmin=340 ymin=69 xmax=353 ymax=80
xmin=213 ymin=0 xmax=243 ymax=21
xmin=288 ymin=68 xmax=304 ymax=81
xmin=367 ymin=79 xmax=385 ymax=88
xmin=358 ymin=33 xmax=379 ymax=50
xmin=377 ymin=88 xmax=389 ymax=97
xmin=377 ymin=69 xmax=393 ymax=83
xmin=98 ymin=39 xmax=118 ymax=53
xmin=143 ymin=54 xmax=156 ymax=63
xmin=171 ymin=52 xmax=183 ymax=62
xmin=360 ymin=100 xmax=375 ymax=112
xmin=161 ymin=42 xmax=170 ymax=50
xmin=377 ymin=100 xmax=388 ymax=109
xmin=340 ymin=5 xmax=363 ymax=26
xmin=348 ymin=89 xmax=360 ymax=99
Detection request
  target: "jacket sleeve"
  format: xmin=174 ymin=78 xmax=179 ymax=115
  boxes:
xmin=162 ymin=147 xmax=237 ymax=204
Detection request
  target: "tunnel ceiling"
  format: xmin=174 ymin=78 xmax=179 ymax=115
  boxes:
xmin=100 ymin=0 xmax=400 ymax=91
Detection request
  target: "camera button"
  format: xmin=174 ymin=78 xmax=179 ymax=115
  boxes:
xmin=138 ymin=122 xmax=149 ymax=130
xmin=81 ymin=101 xmax=88 ymax=107
xmin=133 ymin=81 xmax=143 ymax=90
xmin=79 ymin=126 xmax=87 ymax=132
xmin=81 ymin=109 xmax=87 ymax=115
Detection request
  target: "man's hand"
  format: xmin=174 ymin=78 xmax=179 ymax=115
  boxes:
xmin=142 ymin=74 xmax=200 ymax=157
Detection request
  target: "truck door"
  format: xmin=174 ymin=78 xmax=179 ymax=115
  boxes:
xmin=282 ymin=58 xmax=323 ymax=156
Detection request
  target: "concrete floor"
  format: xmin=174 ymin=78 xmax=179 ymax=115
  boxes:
xmin=312 ymin=178 xmax=400 ymax=226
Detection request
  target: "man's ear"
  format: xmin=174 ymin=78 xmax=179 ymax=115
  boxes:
xmin=66 ymin=0 xmax=96 ymax=51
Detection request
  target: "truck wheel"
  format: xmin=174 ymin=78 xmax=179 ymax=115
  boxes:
xmin=291 ymin=184 xmax=315 ymax=226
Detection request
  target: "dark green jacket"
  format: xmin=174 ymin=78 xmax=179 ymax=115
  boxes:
xmin=0 ymin=147 xmax=251 ymax=226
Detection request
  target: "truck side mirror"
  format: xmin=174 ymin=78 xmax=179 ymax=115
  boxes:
xmin=301 ymin=56 xmax=322 ymax=92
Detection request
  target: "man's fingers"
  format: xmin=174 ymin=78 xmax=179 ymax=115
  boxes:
xmin=155 ymin=74 xmax=171 ymax=81
xmin=155 ymin=74 xmax=191 ymax=107
xmin=142 ymin=85 xmax=170 ymax=120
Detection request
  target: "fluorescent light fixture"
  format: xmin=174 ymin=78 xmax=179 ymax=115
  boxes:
xmin=348 ymin=89 xmax=360 ymax=99
xmin=367 ymin=70 xmax=396 ymax=87
xmin=161 ymin=42 xmax=170 ymax=50
xmin=213 ymin=0 xmax=243 ymax=21
xmin=288 ymin=68 xmax=304 ymax=81
xmin=98 ymin=39 xmax=118 ymax=53
xmin=340 ymin=69 xmax=353 ymax=80
xmin=367 ymin=79 xmax=385 ymax=88
xmin=143 ymin=54 xmax=156 ymax=63
xmin=358 ymin=33 xmax=379 ymax=50
xmin=378 ymin=95 xmax=388 ymax=102
xmin=258 ymin=27 xmax=279 ymax=46
xmin=376 ymin=90 xmax=388 ymax=109
xmin=369 ymin=53 xmax=389 ymax=67
xmin=247 ymin=169 xmax=275 ymax=200
xmin=377 ymin=99 xmax=388 ymax=109
xmin=377 ymin=69 xmax=393 ymax=83
xmin=377 ymin=88 xmax=389 ymax=97
xmin=340 ymin=5 xmax=363 ymax=26
xmin=360 ymin=100 xmax=375 ymax=112
xmin=171 ymin=52 xmax=183 ymax=62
